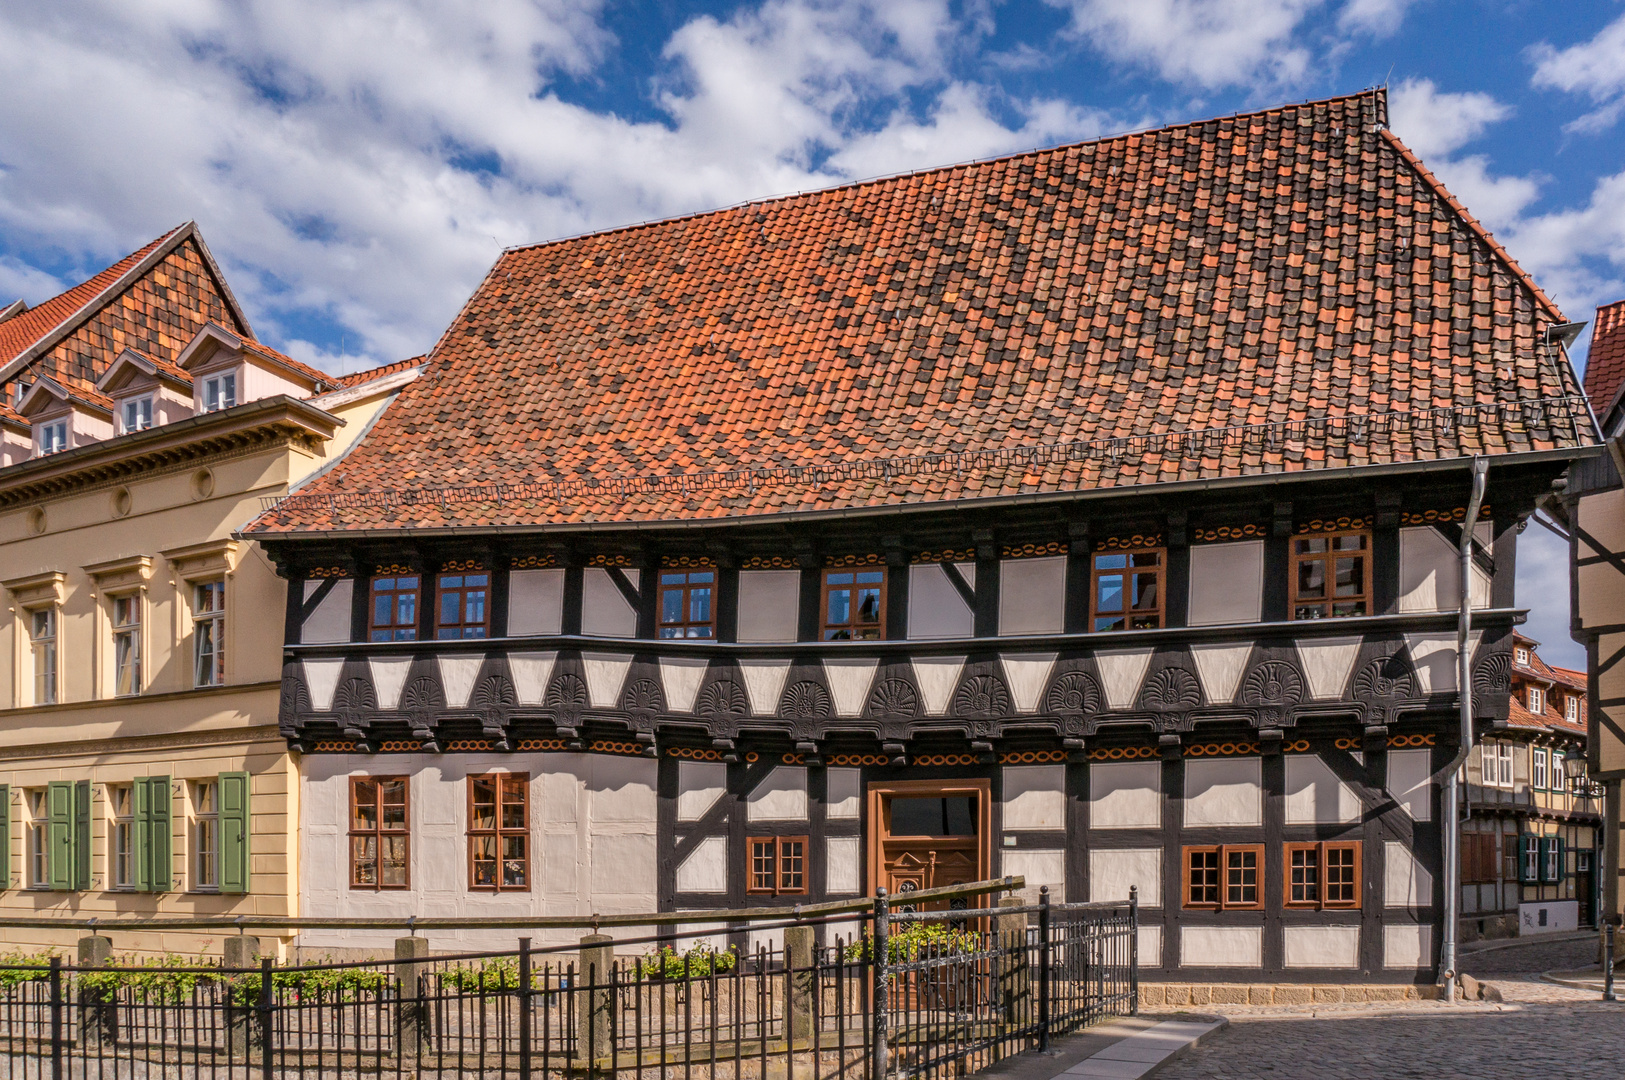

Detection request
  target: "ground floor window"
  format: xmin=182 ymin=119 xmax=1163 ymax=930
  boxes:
xmin=1182 ymin=844 xmax=1263 ymax=909
xmin=468 ymin=773 xmax=529 ymax=891
xmin=747 ymin=836 xmax=808 ymax=896
xmin=1283 ymin=841 xmax=1361 ymax=909
xmin=350 ymin=776 xmax=410 ymax=889
xmin=110 ymin=785 xmax=134 ymax=889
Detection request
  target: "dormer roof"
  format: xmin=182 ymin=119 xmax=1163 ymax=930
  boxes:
xmin=0 ymin=401 xmax=27 ymax=434
xmin=17 ymin=375 xmax=113 ymax=419
xmin=96 ymin=348 xmax=193 ymax=396
xmin=177 ymin=323 xmax=339 ymax=392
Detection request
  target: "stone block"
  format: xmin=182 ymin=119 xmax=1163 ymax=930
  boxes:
xmin=1164 ymin=984 xmax=1193 ymax=1006
xmin=1247 ymin=986 xmax=1274 ymax=1005
xmin=1274 ymin=986 xmax=1313 ymax=1005
xmin=1367 ymin=985 xmax=1408 ymax=1001
xmin=1138 ymin=985 xmax=1166 ymax=1006
xmin=1458 ymin=974 xmax=1481 ymax=1001
xmin=1188 ymin=985 xmax=1212 ymax=1005
xmin=1311 ymin=985 xmax=1344 ymax=1003
xmin=1210 ymin=985 xmax=1248 ymax=1005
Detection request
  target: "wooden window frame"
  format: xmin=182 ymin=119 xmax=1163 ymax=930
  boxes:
xmin=1283 ymin=841 xmax=1362 ymax=909
xmin=1565 ymin=695 xmax=1580 ymax=723
xmin=1089 ymin=548 xmax=1165 ymax=633
xmin=658 ymin=569 xmax=717 ymax=639
xmin=467 ymin=773 xmax=531 ymax=892
xmin=349 ymin=776 xmax=410 ymax=890
xmin=1527 ymin=686 xmax=1543 ymax=715
xmin=369 ymin=574 xmax=421 ymax=642
xmin=822 ymin=568 xmax=887 ymax=640
xmin=435 ymin=572 xmax=490 ymax=639
xmin=192 ymin=780 xmax=219 ymax=892
xmin=746 ymin=835 xmax=809 ymax=896
xmin=1289 ymin=529 xmax=1371 ymax=620
xmin=1181 ymin=844 xmax=1264 ymax=910
xmin=192 ymin=580 xmax=226 ymax=688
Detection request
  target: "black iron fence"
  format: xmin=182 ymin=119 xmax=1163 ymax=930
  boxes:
xmin=0 ymin=885 xmax=1135 ymax=1080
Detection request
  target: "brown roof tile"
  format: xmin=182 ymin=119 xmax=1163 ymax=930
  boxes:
xmin=1584 ymin=299 xmax=1625 ymax=422
xmin=248 ymin=89 xmax=1595 ymax=536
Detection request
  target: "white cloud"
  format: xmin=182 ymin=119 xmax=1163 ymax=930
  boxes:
xmin=1516 ymin=518 xmax=1582 ymax=670
xmin=1044 ymin=0 xmax=1323 ymax=89
xmin=0 ymin=0 xmax=1106 ymax=372
xmin=0 ymin=255 xmax=64 ymax=306
xmin=1387 ymin=77 xmax=1509 ymax=159
xmin=1530 ymin=11 xmax=1625 ymax=135
xmin=1336 ymin=0 xmax=1418 ymax=36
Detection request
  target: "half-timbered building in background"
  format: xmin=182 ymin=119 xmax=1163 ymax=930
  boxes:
xmin=247 ymin=89 xmax=1599 ymax=983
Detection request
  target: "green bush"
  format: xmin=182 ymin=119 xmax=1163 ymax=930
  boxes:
xmin=638 ymin=943 xmax=737 ymax=980
xmin=0 ymin=951 xmax=57 ymax=989
xmin=843 ymin=920 xmax=981 ymax=963
xmin=437 ymin=958 xmax=529 ymax=993
xmin=228 ymin=963 xmax=391 ymax=1007
xmin=79 ymin=954 xmax=219 ymax=1003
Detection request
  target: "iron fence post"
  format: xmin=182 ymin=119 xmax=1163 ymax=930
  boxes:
xmin=519 ymin=937 xmax=533 ymax=1080
xmin=1606 ymin=923 xmax=1617 ymax=1003
xmin=48 ymin=955 xmax=62 ymax=1080
xmin=1129 ymin=886 xmax=1140 ymax=1015
xmin=872 ymin=888 xmax=890 ymax=1080
xmin=1037 ymin=887 xmax=1051 ymax=1053
xmin=257 ymin=955 xmax=274 ymax=1080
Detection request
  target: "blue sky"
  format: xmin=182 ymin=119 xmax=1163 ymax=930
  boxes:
xmin=2 ymin=0 xmax=1621 ymax=663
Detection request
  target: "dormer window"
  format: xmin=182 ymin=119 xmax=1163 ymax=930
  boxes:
xmin=202 ymin=373 xmax=237 ymax=413
xmin=121 ymin=395 xmax=154 ymax=434
xmin=36 ymin=421 xmax=67 ymax=456
xmin=1515 ymin=647 xmax=1529 ymax=666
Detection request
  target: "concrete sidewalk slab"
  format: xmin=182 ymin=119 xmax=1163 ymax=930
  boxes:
xmin=973 ymin=1016 xmax=1227 ymax=1080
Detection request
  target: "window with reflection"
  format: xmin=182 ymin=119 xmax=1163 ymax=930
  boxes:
xmin=370 ymin=576 xmax=420 ymax=641
xmin=659 ymin=570 xmax=715 ymax=638
xmin=1291 ymin=531 xmax=1369 ymax=619
xmin=350 ymin=777 xmax=409 ymax=889
xmin=1183 ymin=844 xmax=1263 ymax=909
xmin=823 ymin=568 xmax=885 ymax=640
xmin=1091 ymin=549 xmax=1163 ymax=631
xmin=468 ymin=773 xmax=529 ymax=891
xmin=436 ymin=572 xmax=488 ymax=639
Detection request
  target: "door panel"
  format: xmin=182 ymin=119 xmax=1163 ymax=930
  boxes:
xmin=867 ymin=780 xmax=990 ymax=910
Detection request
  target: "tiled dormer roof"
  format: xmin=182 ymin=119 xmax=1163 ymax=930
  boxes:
xmin=247 ymin=88 xmax=1595 ymax=536
xmin=18 ymin=375 xmax=114 ymax=417
xmin=1585 ymin=299 xmax=1625 ymax=425
xmin=0 ymin=401 xmax=27 ymax=432
xmin=239 ymin=339 xmax=340 ymax=391
xmin=336 ymin=356 xmax=427 ymax=388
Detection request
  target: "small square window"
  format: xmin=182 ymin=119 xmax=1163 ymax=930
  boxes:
xmin=1182 ymin=844 xmax=1263 ymax=909
xmin=823 ymin=568 xmax=885 ymax=640
xmin=659 ymin=570 xmax=716 ymax=639
xmin=36 ymin=421 xmax=68 ymax=456
xmin=1515 ymin=647 xmax=1529 ymax=666
xmin=1284 ymin=842 xmax=1361 ymax=909
xmin=1090 ymin=549 xmax=1164 ymax=632
xmin=121 ymin=395 xmax=154 ymax=433
xmin=746 ymin=836 xmax=808 ymax=895
xmin=202 ymin=373 xmax=237 ymax=413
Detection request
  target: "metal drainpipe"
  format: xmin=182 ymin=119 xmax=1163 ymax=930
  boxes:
xmin=1442 ymin=456 xmax=1488 ymax=1002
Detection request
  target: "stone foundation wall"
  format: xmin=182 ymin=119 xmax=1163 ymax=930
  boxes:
xmin=1139 ymin=982 xmax=1441 ymax=1007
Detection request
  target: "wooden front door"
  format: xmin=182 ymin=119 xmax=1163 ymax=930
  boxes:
xmin=867 ymin=779 xmax=991 ymax=908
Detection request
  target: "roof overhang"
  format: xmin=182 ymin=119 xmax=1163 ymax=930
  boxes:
xmin=97 ymin=348 xmax=192 ymax=395
xmin=16 ymin=375 xmax=112 ymax=419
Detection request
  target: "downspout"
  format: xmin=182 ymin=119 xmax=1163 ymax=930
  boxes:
xmin=1441 ymin=456 xmax=1488 ymax=1001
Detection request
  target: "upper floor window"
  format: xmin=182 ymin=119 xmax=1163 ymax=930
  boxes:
xmin=1481 ymin=741 xmax=1515 ymax=789
xmin=370 ymin=576 xmax=420 ymax=642
xmin=468 ymin=773 xmax=529 ymax=891
xmin=1528 ymin=687 xmax=1544 ymax=715
xmin=26 ymin=790 xmax=47 ymax=888
xmin=113 ymin=594 xmax=141 ymax=696
xmin=193 ymin=580 xmax=226 ymax=687
xmin=202 ymin=373 xmax=237 ymax=413
xmin=29 ymin=607 xmax=57 ymax=705
xmin=659 ymin=570 xmax=715 ymax=638
xmin=823 ymin=568 xmax=885 ymax=640
xmin=435 ymin=572 xmax=488 ymax=639
xmin=1532 ymin=747 xmax=1548 ymax=790
xmin=192 ymin=780 xmax=219 ymax=891
xmin=1515 ymin=647 xmax=1530 ymax=666
xmin=1091 ymin=549 xmax=1163 ymax=632
xmin=121 ymin=395 xmax=153 ymax=433
xmin=1291 ymin=531 xmax=1369 ymax=619
xmin=36 ymin=421 xmax=67 ymax=456
xmin=1566 ymin=695 xmax=1580 ymax=723
xmin=350 ymin=776 xmax=409 ymax=889
xmin=1552 ymin=751 xmax=1566 ymax=793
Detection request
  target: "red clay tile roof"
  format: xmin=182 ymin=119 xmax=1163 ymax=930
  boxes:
xmin=239 ymin=339 xmax=340 ymax=391
xmin=1585 ymin=299 xmax=1625 ymax=423
xmin=335 ymin=356 xmax=426 ymax=388
xmin=0 ymin=224 xmax=252 ymax=401
xmin=248 ymin=88 xmax=1595 ymax=536
xmin=0 ymin=402 xmax=26 ymax=430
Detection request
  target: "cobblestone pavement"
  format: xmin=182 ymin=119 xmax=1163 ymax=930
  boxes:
xmin=1151 ymin=935 xmax=1621 ymax=1079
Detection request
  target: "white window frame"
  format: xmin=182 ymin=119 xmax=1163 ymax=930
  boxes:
xmin=192 ymin=580 xmax=226 ymax=687
xmin=112 ymin=593 xmax=141 ymax=697
xmin=36 ymin=420 xmax=67 ymax=456
xmin=120 ymin=395 xmax=154 ymax=434
xmin=1566 ymin=695 xmax=1579 ymax=723
xmin=202 ymin=373 xmax=237 ymax=413
xmin=1552 ymin=752 xmax=1566 ymax=793
xmin=1533 ymin=747 xmax=1548 ymax=790
xmin=1544 ymin=839 xmax=1561 ymax=882
xmin=1522 ymin=838 xmax=1540 ymax=882
xmin=192 ymin=780 xmax=219 ymax=891
xmin=1527 ymin=686 xmax=1543 ymax=715
xmin=109 ymin=784 xmax=135 ymax=890
xmin=28 ymin=606 xmax=58 ymax=706
xmin=1515 ymin=647 xmax=1529 ymax=666
xmin=27 ymin=789 xmax=48 ymax=888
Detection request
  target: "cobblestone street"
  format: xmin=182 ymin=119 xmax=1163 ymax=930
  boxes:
xmin=1151 ymin=935 xmax=1623 ymax=1080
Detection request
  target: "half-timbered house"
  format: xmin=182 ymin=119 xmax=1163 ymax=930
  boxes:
xmin=246 ymin=89 xmax=1600 ymax=983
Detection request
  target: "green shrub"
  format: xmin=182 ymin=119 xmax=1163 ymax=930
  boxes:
xmin=228 ymin=963 xmax=391 ymax=1007
xmin=437 ymin=958 xmax=528 ymax=993
xmin=79 ymin=954 xmax=220 ymax=1003
xmin=843 ymin=920 xmax=981 ymax=963
xmin=638 ymin=943 xmax=737 ymax=980
xmin=0 ymin=951 xmax=57 ymax=989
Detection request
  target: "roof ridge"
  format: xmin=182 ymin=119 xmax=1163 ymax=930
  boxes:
xmin=1378 ymin=128 xmax=1566 ymax=326
xmin=493 ymin=88 xmax=1389 ymax=262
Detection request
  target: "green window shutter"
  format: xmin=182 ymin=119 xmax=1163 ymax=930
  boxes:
xmin=1553 ymin=838 xmax=1566 ymax=883
xmin=217 ymin=771 xmax=250 ymax=895
xmin=73 ymin=781 xmax=90 ymax=891
xmin=47 ymin=781 xmax=73 ymax=891
xmin=0 ymin=784 xmax=9 ymax=891
xmin=1518 ymin=834 xmax=1539 ymax=884
xmin=135 ymin=777 xmax=172 ymax=894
